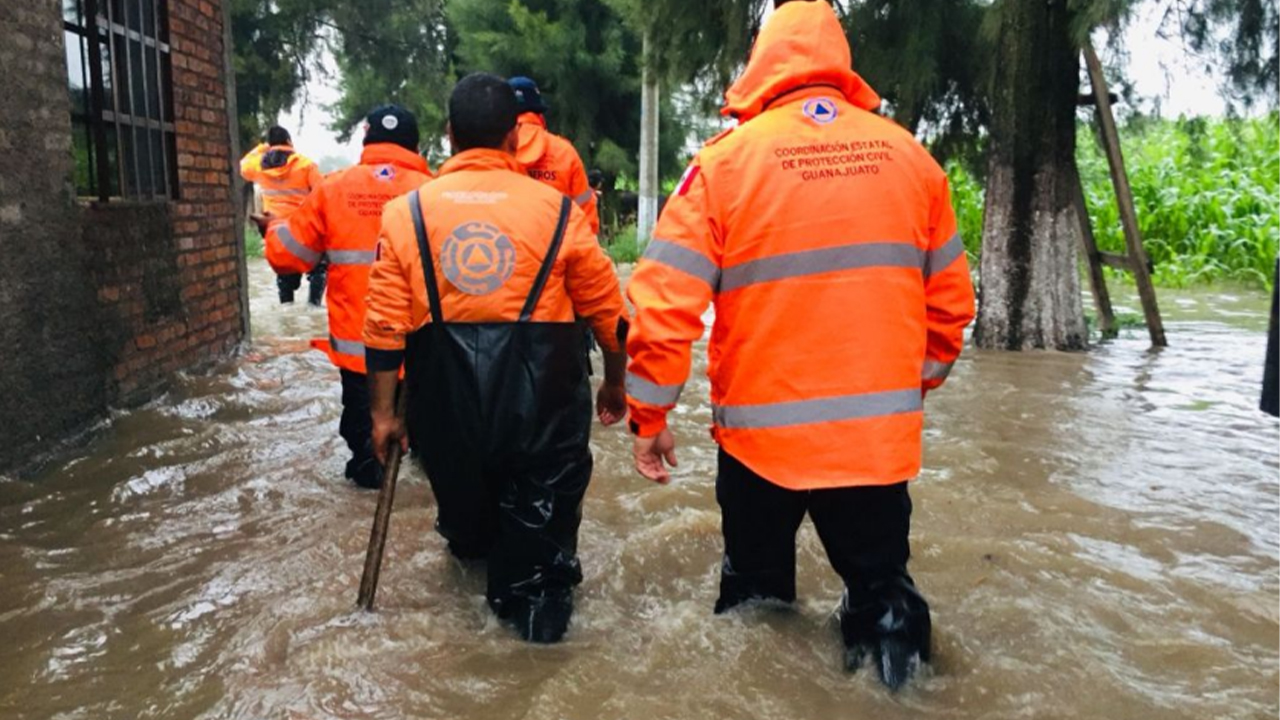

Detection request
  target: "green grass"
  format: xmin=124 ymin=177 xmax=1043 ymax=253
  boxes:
xmin=607 ymin=225 xmax=643 ymax=264
xmin=948 ymin=114 xmax=1278 ymax=290
xmin=244 ymin=224 xmax=264 ymax=258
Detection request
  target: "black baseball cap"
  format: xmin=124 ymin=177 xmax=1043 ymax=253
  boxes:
xmin=364 ymin=105 xmax=420 ymax=151
xmin=508 ymin=77 xmax=548 ymax=114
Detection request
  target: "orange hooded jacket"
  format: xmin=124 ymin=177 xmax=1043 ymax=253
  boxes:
xmin=625 ymin=0 xmax=976 ymax=490
xmin=240 ymin=143 xmax=324 ymax=217
xmin=363 ymin=148 xmax=625 ymax=366
xmin=265 ymin=143 xmax=433 ymax=373
xmin=515 ymin=113 xmax=600 ymax=234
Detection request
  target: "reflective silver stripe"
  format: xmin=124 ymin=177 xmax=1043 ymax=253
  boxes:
xmin=627 ymin=372 xmax=684 ymax=406
xmin=922 ymin=359 xmax=954 ymax=382
xmin=328 ymin=249 xmax=377 ymax=266
xmin=330 ymin=335 xmax=365 ymax=357
xmin=924 ymin=233 xmax=966 ymax=279
xmin=720 ymin=242 xmax=925 ymax=293
xmin=713 ymin=388 xmax=922 ymax=430
xmin=262 ymin=187 xmax=310 ymax=197
xmin=573 ymin=190 xmax=595 ymax=205
xmin=277 ymin=226 xmax=322 ymax=266
xmin=643 ymin=239 xmax=720 ymax=288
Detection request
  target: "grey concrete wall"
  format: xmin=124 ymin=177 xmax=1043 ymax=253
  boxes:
xmin=0 ymin=2 xmax=111 ymax=472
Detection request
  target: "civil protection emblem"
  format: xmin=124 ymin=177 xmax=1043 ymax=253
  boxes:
xmin=802 ymin=97 xmax=838 ymax=125
xmin=440 ymin=221 xmax=517 ymax=295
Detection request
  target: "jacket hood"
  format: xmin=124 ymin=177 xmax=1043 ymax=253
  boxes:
xmin=516 ymin=112 xmax=551 ymax=165
xmin=722 ymin=0 xmax=880 ymax=122
xmin=360 ymin=142 xmax=431 ymax=174
xmin=261 ymin=145 xmax=297 ymax=172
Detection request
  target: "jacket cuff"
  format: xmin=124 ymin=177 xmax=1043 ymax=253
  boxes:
xmin=627 ymin=403 xmax=668 ymax=437
xmin=366 ymin=347 xmax=405 ymax=372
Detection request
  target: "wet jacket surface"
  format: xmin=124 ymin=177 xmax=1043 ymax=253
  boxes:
xmin=515 ymin=113 xmax=600 ymax=234
xmin=239 ymin=143 xmax=324 ymax=217
xmin=625 ymin=0 xmax=976 ymax=490
xmin=264 ymin=143 xmax=433 ymax=373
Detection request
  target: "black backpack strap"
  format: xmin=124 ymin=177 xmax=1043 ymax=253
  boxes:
xmin=408 ymin=190 xmax=444 ymax=324
xmin=519 ymin=195 xmax=572 ymax=322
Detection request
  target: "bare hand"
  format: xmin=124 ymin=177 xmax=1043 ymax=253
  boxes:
xmin=371 ymin=414 xmax=408 ymax=466
xmin=596 ymin=380 xmax=627 ymax=426
xmin=250 ymin=212 xmax=275 ymax=236
xmin=633 ymin=429 xmax=678 ymax=484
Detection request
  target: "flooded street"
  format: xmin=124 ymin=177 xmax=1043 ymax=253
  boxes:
xmin=1 ymin=259 xmax=1276 ymax=720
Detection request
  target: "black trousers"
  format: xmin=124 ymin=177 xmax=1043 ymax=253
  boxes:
xmin=715 ymin=449 xmax=915 ymax=613
xmin=424 ymin=450 xmax=592 ymax=616
xmin=338 ymin=369 xmax=382 ymax=488
xmin=277 ymin=259 xmax=327 ymax=303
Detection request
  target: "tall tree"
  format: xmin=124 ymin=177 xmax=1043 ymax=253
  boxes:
xmin=229 ymin=0 xmax=329 ymax=149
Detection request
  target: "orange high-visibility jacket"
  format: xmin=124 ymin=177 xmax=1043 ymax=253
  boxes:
xmin=363 ymin=148 xmax=625 ymax=364
xmin=265 ymin=143 xmax=433 ymax=373
xmin=515 ymin=113 xmax=600 ymax=235
xmin=625 ymin=0 xmax=976 ymax=490
xmin=240 ymin=143 xmax=324 ymax=218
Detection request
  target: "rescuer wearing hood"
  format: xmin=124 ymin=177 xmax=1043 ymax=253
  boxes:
xmin=263 ymin=106 xmax=433 ymax=490
xmin=508 ymin=76 xmax=601 ymax=235
xmin=624 ymin=0 xmax=976 ymax=690
xmin=364 ymin=74 xmax=628 ymax=643
xmin=241 ymin=126 xmax=327 ymax=305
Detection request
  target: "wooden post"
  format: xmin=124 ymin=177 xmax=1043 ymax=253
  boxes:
xmin=1070 ymin=161 xmax=1117 ymax=339
xmin=1082 ymin=41 xmax=1167 ymax=347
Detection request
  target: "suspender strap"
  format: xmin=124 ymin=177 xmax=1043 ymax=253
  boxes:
xmin=408 ymin=191 xmax=444 ymax=324
xmin=520 ymin=195 xmax=572 ymax=323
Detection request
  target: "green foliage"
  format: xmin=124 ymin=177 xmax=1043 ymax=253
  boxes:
xmin=1078 ymin=114 xmax=1279 ymax=288
xmin=951 ymin=115 xmax=1279 ymax=289
xmin=244 ymin=224 xmax=264 ymax=258
xmin=606 ymin=224 xmax=643 ymax=263
xmin=230 ymin=0 xmax=328 ymax=149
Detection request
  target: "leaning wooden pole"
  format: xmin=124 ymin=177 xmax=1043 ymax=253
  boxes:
xmin=1070 ymin=160 xmax=1118 ymax=339
xmin=358 ymin=386 xmax=409 ymax=611
xmin=1082 ymin=41 xmax=1167 ymax=347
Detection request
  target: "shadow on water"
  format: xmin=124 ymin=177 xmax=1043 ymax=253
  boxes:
xmin=0 ymin=259 xmax=1275 ymax=719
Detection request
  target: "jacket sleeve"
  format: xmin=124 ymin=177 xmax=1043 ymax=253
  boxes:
xmin=922 ymin=172 xmax=976 ymax=391
xmin=562 ymin=203 xmax=626 ymax=353
xmin=363 ymin=198 xmax=418 ymax=371
xmin=565 ymin=151 xmax=600 ymax=235
xmin=306 ymin=162 xmax=324 ymax=190
xmin=625 ymin=158 xmax=720 ymax=436
xmin=264 ymin=183 xmax=327 ymax=275
xmin=239 ymin=143 xmax=265 ymax=183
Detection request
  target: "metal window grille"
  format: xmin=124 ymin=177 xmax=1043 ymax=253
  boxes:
xmin=63 ymin=0 xmax=178 ymax=202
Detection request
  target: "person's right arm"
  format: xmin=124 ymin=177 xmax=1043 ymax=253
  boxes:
xmin=239 ymin=143 xmax=266 ymax=183
xmin=625 ymin=156 xmax=721 ymax=482
xmin=264 ymin=183 xmax=328 ymax=275
xmin=364 ymin=198 xmax=418 ymax=463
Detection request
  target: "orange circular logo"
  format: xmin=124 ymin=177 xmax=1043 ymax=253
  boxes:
xmin=441 ymin=221 xmax=517 ymax=296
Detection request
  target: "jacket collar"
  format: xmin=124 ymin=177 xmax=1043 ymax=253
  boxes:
xmin=722 ymin=0 xmax=880 ymax=123
xmin=438 ymin=148 xmax=525 ymax=177
xmin=517 ymin=112 xmax=548 ymax=129
xmin=360 ymin=143 xmax=430 ymax=174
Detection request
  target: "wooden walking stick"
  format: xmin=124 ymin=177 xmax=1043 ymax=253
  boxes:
xmin=357 ymin=385 xmax=409 ymax=611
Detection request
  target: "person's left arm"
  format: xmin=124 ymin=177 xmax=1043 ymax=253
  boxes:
xmin=264 ymin=184 xmax=328 ymax=275
xmin=561 ymin=205 xmax=628 ymax=424
xmin=922 ymin=170 xmax=976 ymax=393
xmin=566 ymin=151 xmax=600 ymax=235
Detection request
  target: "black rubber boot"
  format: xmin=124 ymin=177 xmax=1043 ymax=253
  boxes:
xmin=345 ymin=455 xmax=383 ymax=490
xmin=506 ymin=591 xmax=574 ymax=644
xmin=839 ymin=577 xmax=932 ymax=691
xmin=277 ymin=273 xmax=302 ymax=304
xmin=307 ymin=266 xmax=327 ymax=307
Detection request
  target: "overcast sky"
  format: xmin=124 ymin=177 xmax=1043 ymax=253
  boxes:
xmin=286 ymin=3 xmax=1246 ymax=167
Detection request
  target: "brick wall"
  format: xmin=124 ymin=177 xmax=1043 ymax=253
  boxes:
xmin=0 ymin=0 xmax=245 ymax=473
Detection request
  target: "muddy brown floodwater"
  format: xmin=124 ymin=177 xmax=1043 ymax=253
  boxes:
xmin=1 ymin=259 xmax=1276 ymax=720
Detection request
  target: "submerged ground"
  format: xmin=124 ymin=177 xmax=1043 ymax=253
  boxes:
xmin=1 ymin=259 xmax=1276 ymax=719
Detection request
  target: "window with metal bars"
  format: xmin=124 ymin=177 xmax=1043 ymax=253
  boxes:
xmin=63 ymin=0 xmax=178 ymax=202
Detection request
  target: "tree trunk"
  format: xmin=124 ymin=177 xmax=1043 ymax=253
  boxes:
xmin=974 ymin=0 xmax=1087 ymax=351
xmin=638 ymin=30 xmax=661 ymax=246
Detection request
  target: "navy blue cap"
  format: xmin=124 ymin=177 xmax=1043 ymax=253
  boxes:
xmin=508 ymin=77 xmax=547 ymax=114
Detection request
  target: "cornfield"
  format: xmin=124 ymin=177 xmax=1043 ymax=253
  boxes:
xmin=949 ymin=114 xmax=1279 ymax=290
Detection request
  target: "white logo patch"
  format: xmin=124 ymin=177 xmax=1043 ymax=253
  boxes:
xmin=382 ymin=115 xmax=400 ymax=131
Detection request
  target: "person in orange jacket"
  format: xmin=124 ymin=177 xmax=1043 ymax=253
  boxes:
xmin=241 ymin=126 xmax=327 ymax=305
xmin=624 ymin=0 xmax=975 ymax=690
xmin=365 ymin=74 xmax=628 ymax=643
xmin=262 ymin=106 xmax=433 ymax=489
xmin=508 ymin=77 xmax=600 ymax=234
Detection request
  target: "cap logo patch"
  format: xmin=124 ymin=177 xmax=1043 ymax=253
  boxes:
xmin=381 ymin=114 xmax=400 ymax=130
xmin=441 ymin=221 xmax=517 ymax=295
xmin=803 ymin=97 xmax=838 ymax=125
